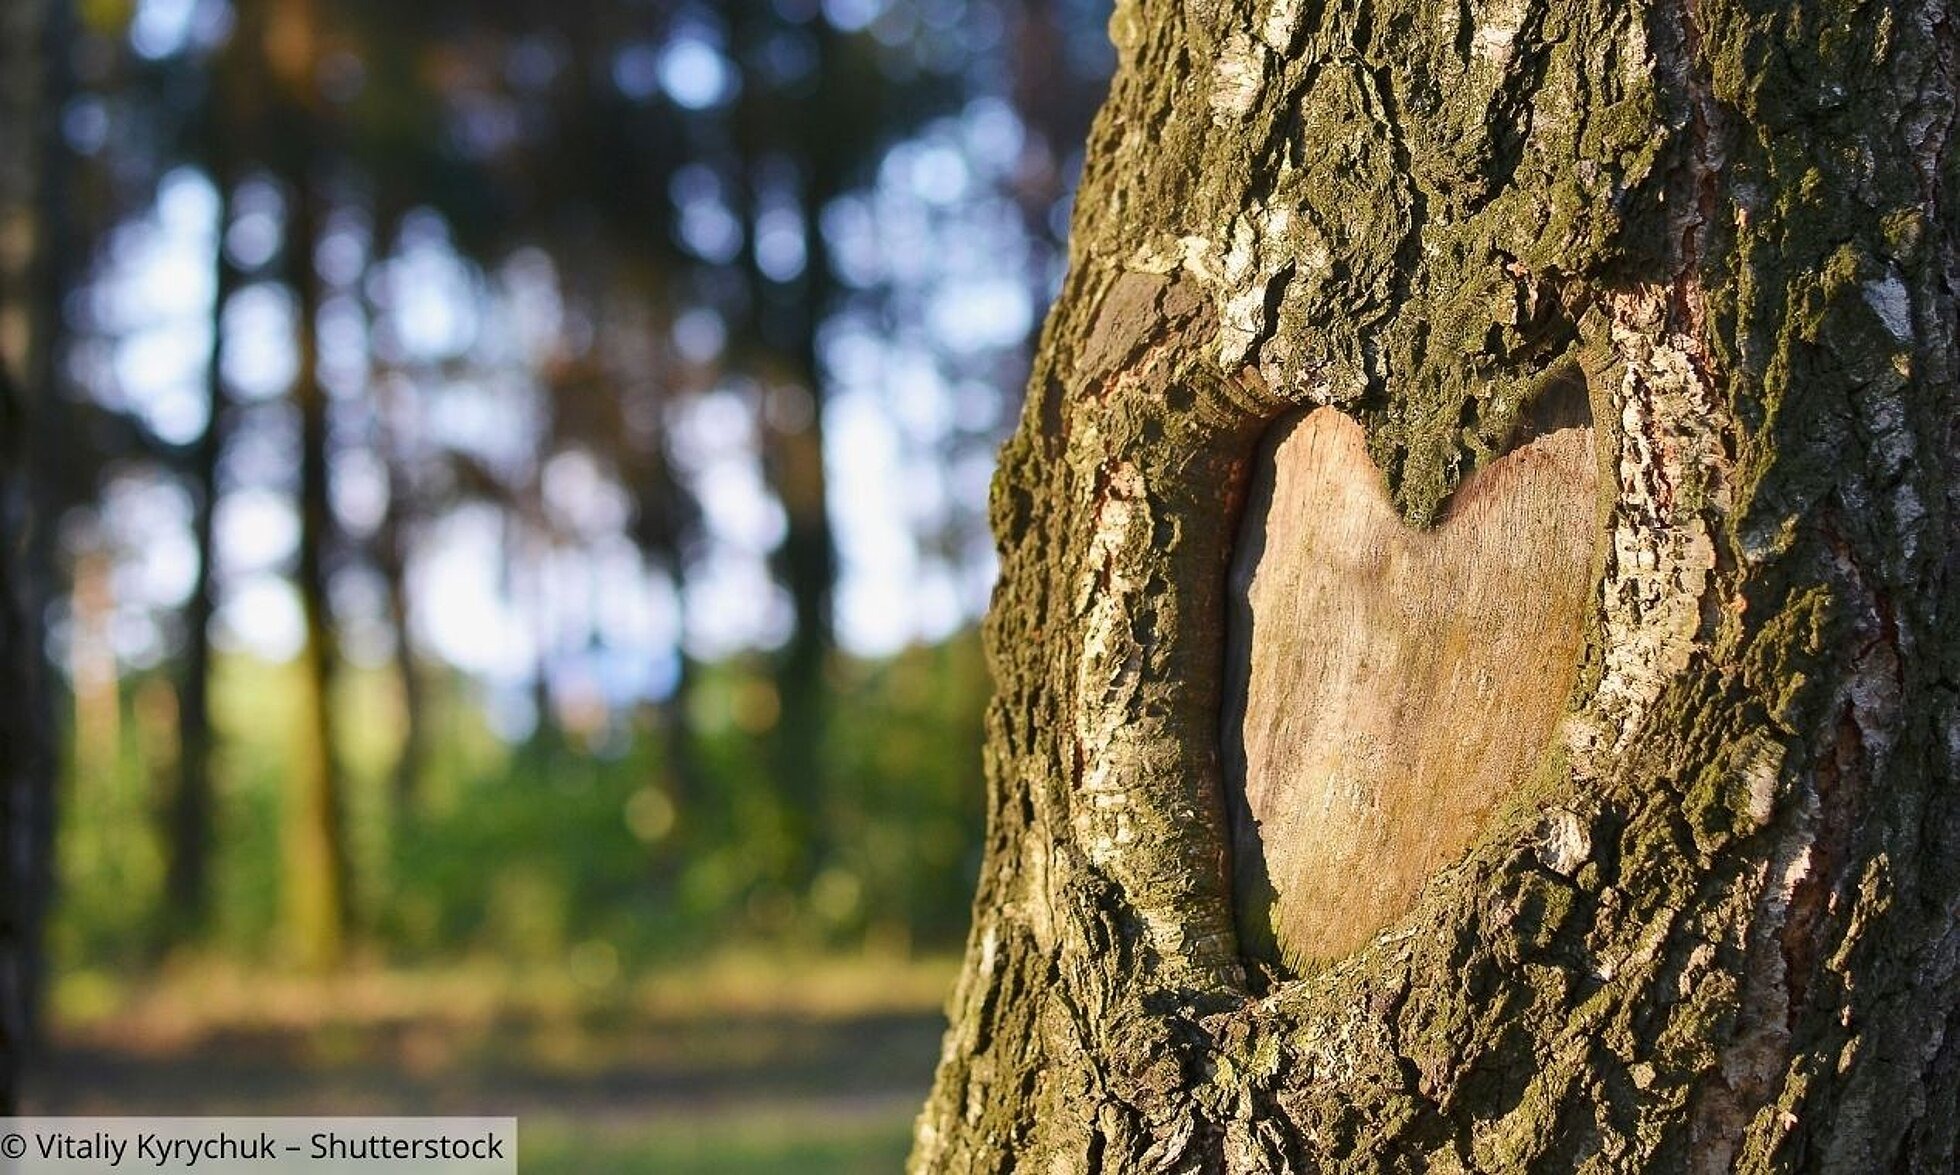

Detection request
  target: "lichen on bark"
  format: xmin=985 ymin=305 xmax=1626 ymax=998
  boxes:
xmin=914 ymin=0 xmax=1959 ymax=1169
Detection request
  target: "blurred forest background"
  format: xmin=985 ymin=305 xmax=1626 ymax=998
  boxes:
xmin=0 ymin=0 xmax=1113 ymax=1167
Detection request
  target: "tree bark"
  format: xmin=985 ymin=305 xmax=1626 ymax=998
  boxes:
xmin=914 ymin=0 xmax=1959 ymax=1169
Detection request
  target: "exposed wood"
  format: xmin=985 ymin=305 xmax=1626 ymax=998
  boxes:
xmin=1225 ymin=407 xmax=1599 ymax=969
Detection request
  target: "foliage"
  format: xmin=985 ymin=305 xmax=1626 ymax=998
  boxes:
xmin=52 ymin=629 xmax=990 ymax=976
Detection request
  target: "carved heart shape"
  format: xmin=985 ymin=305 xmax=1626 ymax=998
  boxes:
xmin=1224 ymin=406 xmax=1600 ymax=970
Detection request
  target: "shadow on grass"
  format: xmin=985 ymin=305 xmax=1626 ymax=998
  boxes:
xmin=521 ymin=1110 xmax=915 ymax=1174
xmin=28 ymin=957 xmax=952 ymax=1171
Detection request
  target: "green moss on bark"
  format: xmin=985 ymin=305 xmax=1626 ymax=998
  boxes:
xmin=915 ymin=0 xmax=1958 ymax=1169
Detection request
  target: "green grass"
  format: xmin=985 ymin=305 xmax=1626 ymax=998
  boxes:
xmin=36 ymin=957 xmax=948 ymax=1172
xmin=521 ymin=1110 xmax=914 ymax=1174
xmin=44 ymin=634 xmax=982 ymax=1173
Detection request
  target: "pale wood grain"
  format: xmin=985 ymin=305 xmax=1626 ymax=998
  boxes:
xmin=1225 ymin=407 xmax=1599 ymax=969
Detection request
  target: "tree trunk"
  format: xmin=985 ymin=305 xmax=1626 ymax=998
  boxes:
xmin=0 ymin=357 xmax=37 ymax=1114
xmin=759 ymin=368 xmax=834 ymax=887
xmin=375 ymin=409 xmax=424 ymax=819
xmin=166 ymin=186 xmax=237 ymax=943
xmin=249 ymin=0 xmax=350 ymax=971
xmin=282 ymin=170 xmax=351 ymax=970
xmin=914 ymin=0 xmax=1958 ymax=1169
xmin=737 ymin=8 xmax=845 ymax=890
xmin=0 ymin=0 xmax=63 ymax=1109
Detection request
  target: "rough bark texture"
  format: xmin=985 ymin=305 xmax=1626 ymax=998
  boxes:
xmin=914 ymin=0 xmax=1959 ymax=1169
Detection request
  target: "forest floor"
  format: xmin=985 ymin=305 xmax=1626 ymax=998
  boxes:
xmin=26 ymin=953 xmax=956 ymax=1173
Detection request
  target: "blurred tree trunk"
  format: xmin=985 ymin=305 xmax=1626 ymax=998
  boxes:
xmin=657 ymin=635 xmax=698 ymax=809
xmin=915 ymin=0 xmax=1959 ymax=1169
xmin=647 ymin=465 xmax=701 ymax=847
xmin=0 ymin=0 xmax=64 ymax=1109
xmin=628 ymin=418 xmax=702 ymax=848
xmin=0 ymin=352 xmax=39 ymax=1113
xmin=737 ymin=10 xmax=844 ymax=892
xmin=518 ymin=488 xmax=561 ymax=765
xmin=253 ymin=0 xmax=349 ymax=969
xmin=1002 ymin=0 xmax=1108 ymax=261
xmin=165 ymin=185 xmax=237 ymax=943
xmin=66 ymin=551 xmax=118 ymax=794
xmin=758 ymin=362 xmax=833 ymax=886
xmin=282 ymin=172 xmax=350 ymax=969
xmin=375 ymin=421 xmax=423 ymax=818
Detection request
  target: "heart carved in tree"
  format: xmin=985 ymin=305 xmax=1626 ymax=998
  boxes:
xmin=1224 ymin=405 xmax=1600 ymax=971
